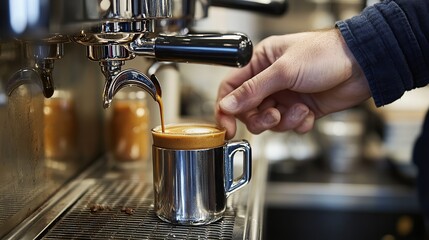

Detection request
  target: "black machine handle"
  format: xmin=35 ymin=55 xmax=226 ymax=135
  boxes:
xmin=211 ymin=0 xmax=288 ymax=16
xmin=154 ymin=33 xmax=253 ymax=68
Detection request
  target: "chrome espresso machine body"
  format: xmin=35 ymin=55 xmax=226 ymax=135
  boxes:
xmin=0 ymin=0 xmax=286 ymax=239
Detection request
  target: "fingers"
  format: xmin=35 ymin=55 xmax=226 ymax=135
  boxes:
xmin=272 ymin=103 xmax=310 ymax=131
xmin=219 ymin=62 xmax=291 ymax=115
xmin=215 ymin=52 xmax=280 ymax=139
xmin=215 ymin=33 xmax=322 ymax=138
xmin=218 ymin=100 xmax=316 ymax=138
xmin=239 ymin=107 xmax=281 ymax=135
xmin=216 ymin=39 xmax=276 ymax=102
xmin=270 ymin=104 xmax=315 ymax=133
xmin=215 ymin=106 xmax=237 ymax=140
xmin=294 ymin=111 xmax=315 ymax=133
xmin=235 ymin=103 xmax=315 ymax=135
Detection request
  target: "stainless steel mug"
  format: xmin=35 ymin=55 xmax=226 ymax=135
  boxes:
xmin=152 ymin=130 xmax=251 ymax=225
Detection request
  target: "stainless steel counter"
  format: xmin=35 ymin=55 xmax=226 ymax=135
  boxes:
xmin=4 ymin=150 xmax=268 ymax=240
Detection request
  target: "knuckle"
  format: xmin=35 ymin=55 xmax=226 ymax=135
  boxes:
xmin=245 ymin=117 xmax=265 ymax=135
xmin=240 ymin=79 xmax=258 ymax=98
xmin=247 ymin=124 xmax=263 ymax=135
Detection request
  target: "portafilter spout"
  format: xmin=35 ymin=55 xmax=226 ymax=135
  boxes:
xmin=87 ymin=44 xmax=161 ymax=108
xmin=7 ymin=38 xmax=67 ymax=98
xmin=103 ymin=67 xmax=162 ymax=109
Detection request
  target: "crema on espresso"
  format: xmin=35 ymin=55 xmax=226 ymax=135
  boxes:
xmin=152 ymin=123 xmax=226 ymax=150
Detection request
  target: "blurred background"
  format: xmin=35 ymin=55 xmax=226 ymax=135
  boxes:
xmin=178 ymin=0 xmax=429 ymax=239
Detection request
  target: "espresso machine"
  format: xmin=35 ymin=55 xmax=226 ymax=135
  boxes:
xmin=0 ymin=0 xmax=286 ymax=239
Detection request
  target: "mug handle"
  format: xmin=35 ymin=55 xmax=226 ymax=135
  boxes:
xmin=224 ymin=140 xmax=252 ymax=197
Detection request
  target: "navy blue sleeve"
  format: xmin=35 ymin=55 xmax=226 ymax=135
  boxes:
xmin=336 ymin=0 xmax=429 ymax=107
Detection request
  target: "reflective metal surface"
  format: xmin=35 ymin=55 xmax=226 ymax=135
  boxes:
xmin=0 ymin=43 xmax=104 ymax=238
xmin=152 ymin=141 xmax=251 ymax=225
xmin=0 ymin=0 xmax=171 ymax=38
xmin=42 ymin=180 xmax=237 ymax=239
xmin=7 ymin=42 xmax=66 ymax=98
xmin=104 ymin=69 xmax=162 ymax=108
xmin=0 ymin=0 xmax=280 ymax=238
xmin=3 ymin=150 xmax=267 ymax=239
xmin=1 ymin=0 xmax=255 ymax=108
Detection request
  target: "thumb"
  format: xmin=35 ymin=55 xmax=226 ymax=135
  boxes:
xmin=219 ymin=64 xmax=287 ymax=114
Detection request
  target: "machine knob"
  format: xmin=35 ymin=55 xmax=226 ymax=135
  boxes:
xmin=153 ymin=33 xmax=253 ymax=68
xmin=211 ymin=0 xmax=288 ymax=16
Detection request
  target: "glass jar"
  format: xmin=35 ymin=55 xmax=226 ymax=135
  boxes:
xmin=106 ymin=89 xmax=150 ymax=169
xmin=44 ymin=90 xmax=78 ymax=165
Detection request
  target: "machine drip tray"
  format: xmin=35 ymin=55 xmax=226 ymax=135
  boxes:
xmin=4 ymin=156 xmax=264 ymax=240
xmin=39 ymin=180 xmax=237 ymax=240
xmin=4 ymin=175 xmax=248 ymax=239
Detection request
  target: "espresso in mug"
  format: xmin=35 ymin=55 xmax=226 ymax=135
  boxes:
xmin=151 ymin=123 xmax=251 ymax=225
xmin=152 ymin=123 xmax=226 ymax=150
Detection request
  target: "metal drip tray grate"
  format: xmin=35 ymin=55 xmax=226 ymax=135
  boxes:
xmin=41 ymin=180 xmax=236 ymax=240
xmin=0 ymin=183 xmax=51 ymax=224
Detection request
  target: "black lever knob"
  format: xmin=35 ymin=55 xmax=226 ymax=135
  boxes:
xmin=211 ymin=0 xmax=288 ymax=16
xmin=154 ymin=33 xmax=253 ymax=68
